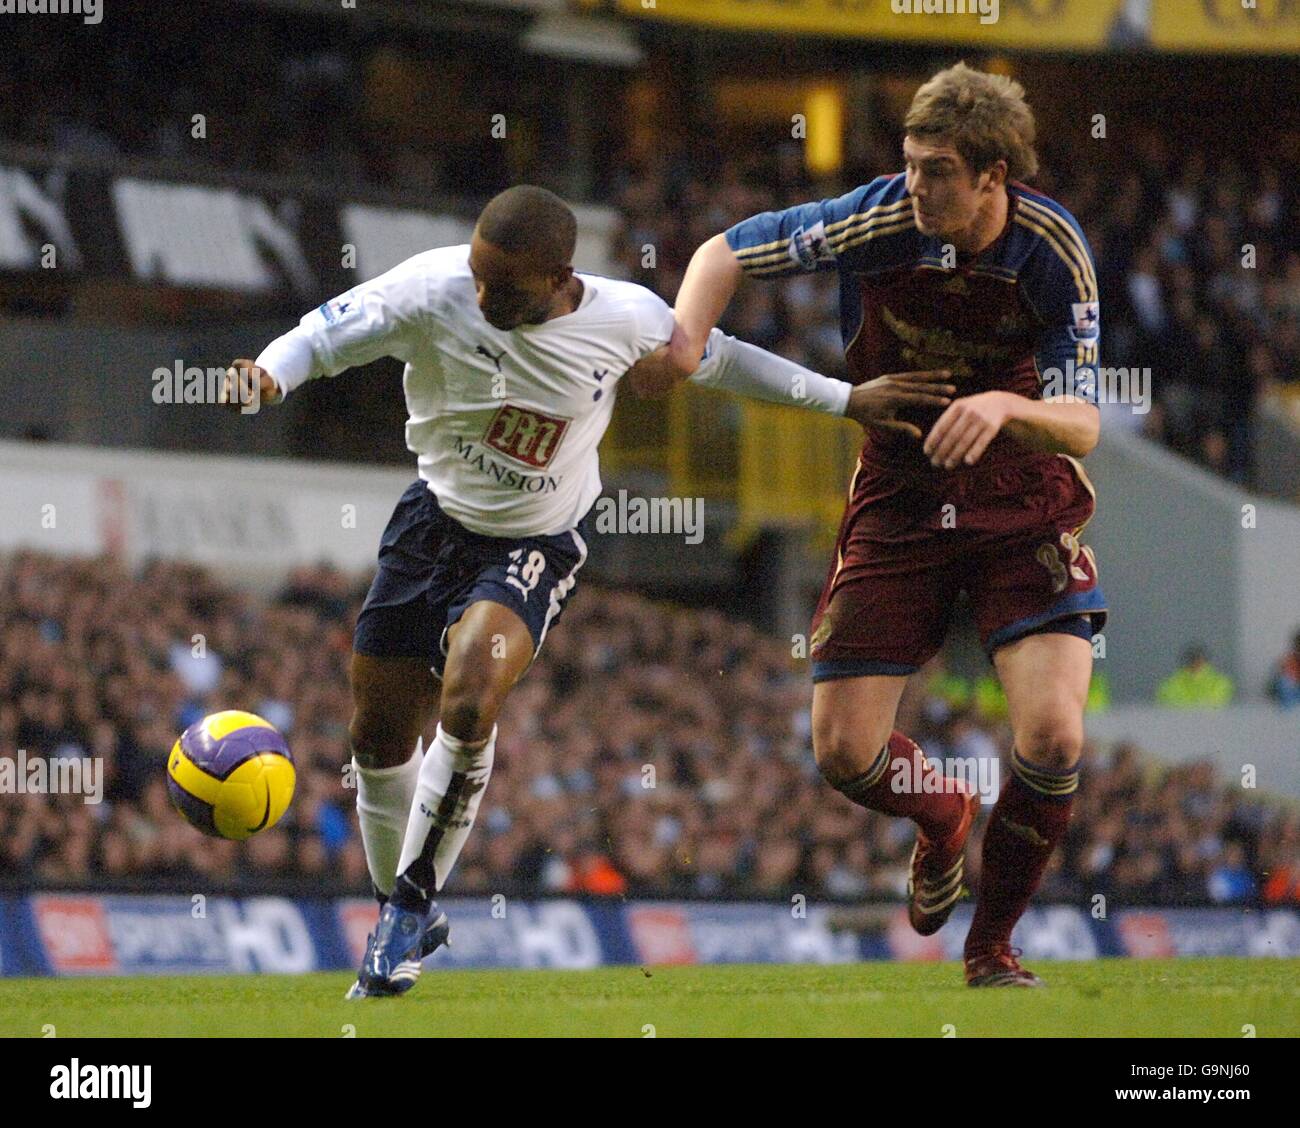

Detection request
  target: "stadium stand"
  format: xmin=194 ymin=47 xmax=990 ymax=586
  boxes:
xmin=2 ymin=550 xmax=1296 ymax=906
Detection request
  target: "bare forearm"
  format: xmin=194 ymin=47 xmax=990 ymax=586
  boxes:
xmin=1003 ymin=397 xmax=1100 ymax=457
xmin=669 ymin=233 xmax=744 ymax=373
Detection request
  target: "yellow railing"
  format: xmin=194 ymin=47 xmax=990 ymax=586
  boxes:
xmin=735 ymin=398 xmax=862 ymax=553
xmin=603 ymin=384 xmax=862 ymax=554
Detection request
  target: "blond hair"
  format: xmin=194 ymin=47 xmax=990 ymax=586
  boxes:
xmin=904 ymin=62 xmax=1038 ymax=182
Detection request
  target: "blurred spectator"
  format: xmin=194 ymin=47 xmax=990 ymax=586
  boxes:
xmin=1267 ymin=630 xmax=1300 ymax=709
xmin=169 ymin=639 xmax=223 ymax=693
xmin=568 ymin=851 xmax=628 ymax=896
xmin=972 ymin=675 xmax=1010 ymax=723
xmin=1207 ymin=842 xmax=1256 ymax=904
xmin=1086 ymin=668 xmax=1112 ymax=713
xmin=917 ymin=654 xmax=971 ymax=725
xmin=1156 ymin=646 xmax=1235 ymax=709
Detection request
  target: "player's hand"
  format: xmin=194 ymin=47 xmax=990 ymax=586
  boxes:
xmin=220 ymin=359 xmax=282 ymax=411
xmin=844 ymin=370 xmax=955 ymax=439
xmin=923 ymin=390 xmax=1016 ymax=469
xmin=624 ymin=344 xmax=686 ymax=398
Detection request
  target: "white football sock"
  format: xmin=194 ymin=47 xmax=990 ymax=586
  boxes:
xmin=353 ymin=738 xmax=424 ymax=897
xmin=395 ymin=722 xmax=496 ymax=897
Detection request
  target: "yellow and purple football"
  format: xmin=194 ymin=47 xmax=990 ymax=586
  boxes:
xmin=166 ymin=710 xmax=295 ymax=841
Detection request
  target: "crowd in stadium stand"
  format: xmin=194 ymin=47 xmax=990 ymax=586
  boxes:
xmin=3 ymin=551 xmax=1298 ymax=907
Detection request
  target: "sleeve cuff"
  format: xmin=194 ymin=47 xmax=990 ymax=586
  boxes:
xmin=254 ymin=327 xmax=318 ymax=399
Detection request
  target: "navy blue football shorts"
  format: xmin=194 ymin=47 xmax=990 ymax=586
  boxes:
xmin=354 ymin=480 xmax=591 ymax=679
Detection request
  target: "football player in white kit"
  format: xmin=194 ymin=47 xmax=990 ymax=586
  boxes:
xmin=223 ymin=185 xmax=952 ymax=997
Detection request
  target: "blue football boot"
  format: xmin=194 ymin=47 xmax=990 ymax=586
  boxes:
xmin=344 ymin=903 xmax=450 ymax=999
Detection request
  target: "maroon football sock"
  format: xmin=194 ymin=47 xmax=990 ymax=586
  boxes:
xmin=833 ymin=730 xmax=968 ymax=841
xmin=965 ymin=750 xmax=1077 ymax=955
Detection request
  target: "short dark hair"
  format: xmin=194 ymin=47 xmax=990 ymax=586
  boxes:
xmin=476 ymin=185 xmax=576 ymax=270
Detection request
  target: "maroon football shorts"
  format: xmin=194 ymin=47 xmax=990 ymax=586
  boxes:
xmin=809 ymin=451 xmax=1107 ymax=681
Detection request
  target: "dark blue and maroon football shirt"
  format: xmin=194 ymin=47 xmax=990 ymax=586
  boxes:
xmin=724 ymin=172 xmax=1100 ymax=480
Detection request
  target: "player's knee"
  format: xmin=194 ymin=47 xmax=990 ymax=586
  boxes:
xmin=812 ymin=714 xmax=891 ymax=785
xmin=348 ymin=713 xmax=415 ymax=770
xmin=439 ymin=698 xmax=496 ymax=743
xmin=440 ymin=634 xmax=520 ymax=741
xmin=437 ymin=676 xmax=501 ymax=743
xmin=812 ymin=727 xmax=850 ymax=783
xmin=1014 ymin=718 xmax=1084 ymax=772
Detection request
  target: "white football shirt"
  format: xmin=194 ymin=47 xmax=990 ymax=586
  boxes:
xmin=258 ymin=245 xmax=675 ymax=536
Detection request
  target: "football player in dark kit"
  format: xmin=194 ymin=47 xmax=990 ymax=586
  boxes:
xmin=642 ymin=63 xmax=1107 ymax=986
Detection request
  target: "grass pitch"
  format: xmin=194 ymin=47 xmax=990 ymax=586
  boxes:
xmin=1 ymin=959 xmax=1296 ymax=1037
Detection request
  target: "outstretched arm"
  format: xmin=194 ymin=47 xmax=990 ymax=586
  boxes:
xmin=687 ymin=329 xmax=849 ymax=415
xmin=628 ymin=327 xmax=955 ymax=432
xmin=221 ymin=255 xmax=430 ymax=409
